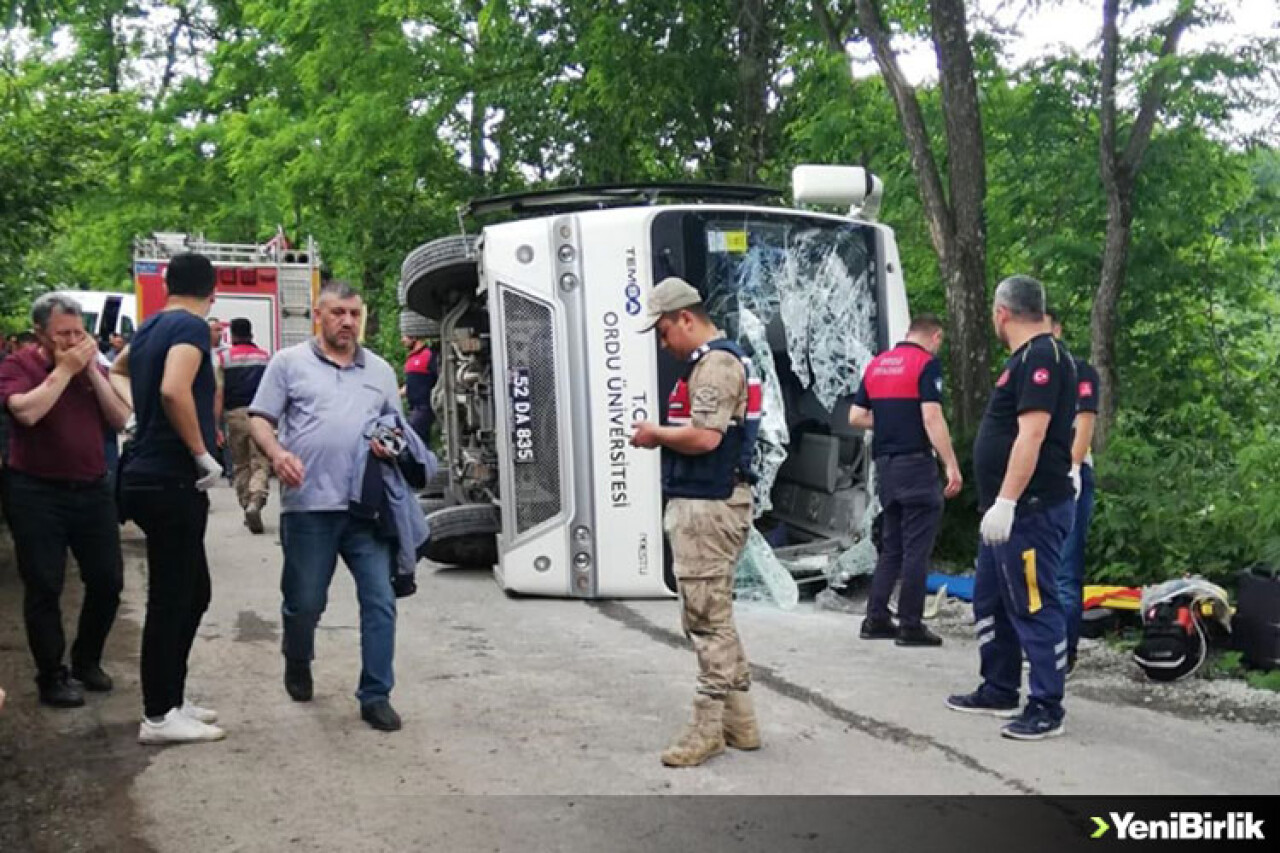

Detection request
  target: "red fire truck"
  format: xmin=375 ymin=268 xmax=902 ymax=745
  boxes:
xmin=132 ymin=232 xmax=322 ymax=353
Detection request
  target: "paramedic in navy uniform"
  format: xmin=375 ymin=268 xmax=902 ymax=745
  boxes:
xmin=848 ymin=313 xmax=962 ymax=646
xmin=1046 ymin=308 xmax=1100 ymax=676
xmin=946 ymin=275 xmax=1077 ymax=741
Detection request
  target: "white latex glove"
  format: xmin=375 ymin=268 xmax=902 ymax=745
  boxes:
xmin=194 ymin=452 xmax=222 ymax=491
xmin=980 ymin=497 xmax=1017 ymax=546
xmin=1070 ymin=464 xmax=1082 ymax=501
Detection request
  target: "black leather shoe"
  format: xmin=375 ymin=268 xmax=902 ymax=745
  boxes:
xmin=896 ymin=624 xmax=944 ymax=647
xmin=244 ymin=505 xmax=264 ymax=534
xmin=860 ymin=617 xmax=898 ymax=640
xmin=71 ymin=664 xmax=114 ymax=692
xmin=360 ymin=700 xmax=402 ymax=732
xmin=38 ymin=671 xmax=86 ymax=708
xmin=284 ymin=659 xmax=313 ymax=702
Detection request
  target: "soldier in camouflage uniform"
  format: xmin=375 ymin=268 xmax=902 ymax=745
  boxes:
xmin=631 ymin=277 xmax=763 ymax=767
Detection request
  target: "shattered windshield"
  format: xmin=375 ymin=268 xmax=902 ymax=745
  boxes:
xmin=652 ymin=211 xmax=881 ymax=409
xmin=651 ymin=210 xmax=883 ymax=607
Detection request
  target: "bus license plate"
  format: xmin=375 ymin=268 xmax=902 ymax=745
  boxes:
xmin=509 ymin=367 xmax=535 ymax=465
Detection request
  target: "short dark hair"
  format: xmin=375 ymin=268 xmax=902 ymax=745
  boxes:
xmin=318 ymin=279 xmax=360 ymax=303
xmin=908 ymin=313 xmax=945 ymax=335
xmin=230 ymin=318 xmax=252 ymax=340
xmin=1045 ymin=308 xmax=1063 ymax=327
xmin=660 ymin=304 xmax=711 ymax=326
xmin=166 ymin=253 xmax=216 ymax=298
xmin=16 ymin=331 xmax=36 ymax=344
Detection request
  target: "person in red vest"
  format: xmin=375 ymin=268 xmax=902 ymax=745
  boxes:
xmin=222 ymin=318 xmax=272 ymax=532
xmin=848 ymin=313 xmax=963 ymax=647
xmin=401 ymin=336 xmax=437 ymax=448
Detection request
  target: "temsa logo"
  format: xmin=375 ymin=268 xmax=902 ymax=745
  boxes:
xmin=624 ymin=282 xmax=642 ymax=315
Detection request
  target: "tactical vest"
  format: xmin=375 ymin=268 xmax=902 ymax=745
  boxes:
xmin=221 ymin=342 xmax=270 ymax=411
xmin=662 ymin=338 xmax=763 ymax=500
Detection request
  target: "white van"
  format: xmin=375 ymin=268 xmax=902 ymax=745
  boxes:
xmin=401 ymin=166 xmax=909 ymax=599
xmin=47 ymin=290 xmax=138 ymax=341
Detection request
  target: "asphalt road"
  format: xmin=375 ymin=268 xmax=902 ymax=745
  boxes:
xmin=2 ymin=484 xmax=1277 ymax=852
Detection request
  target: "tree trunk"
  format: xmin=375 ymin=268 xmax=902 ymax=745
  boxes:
xmin=1091 ymin=0 xmax=1193 ymax=450
xmin=1091 ymin=188 xmax=1131 ymax=448
xmin=735 ymin=0 xmax=771 ymax=182
xmin=928 ymin=0 xmax=990 ymax=437
xmin=824 ymin=0 xmax=991 ymax=435
xmin=362 ymin=265 xmax=382 ymax=338
xmin=469 ymin=95 xmax=486 ymax=180
xmin=157 ymin=5 xmax=190 ymax=101
xmin=102 ymin=9 xmax=120 ymax=94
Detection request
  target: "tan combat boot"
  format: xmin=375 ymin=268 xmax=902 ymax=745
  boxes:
xmin=722 ymin=690 xmax=761 ymax=750
xmin=660 ymin=695 xmax=726 ymax=767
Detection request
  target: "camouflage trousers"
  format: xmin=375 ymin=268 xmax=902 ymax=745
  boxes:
xmin=225 ymin=408 xmax=270 ymax=510
xmin=665 ymin=489 xmax=753 ymax=698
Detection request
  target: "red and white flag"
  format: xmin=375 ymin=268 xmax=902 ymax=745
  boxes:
xmin=262 ymin=224 xmax=291 ymax=254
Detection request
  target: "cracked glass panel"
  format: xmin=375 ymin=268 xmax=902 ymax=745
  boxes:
xmin=804 ymin=240 xmax=878 ymax=410
xmin=736 ymin=307 xmax=788 ymax=517
xmin=652 ymin=210 xmax=881 ymax=608
xmin=734 ymin=528 xmax=800 ymax=610
xmin=827 ymin=462 xmax=881 ymax=588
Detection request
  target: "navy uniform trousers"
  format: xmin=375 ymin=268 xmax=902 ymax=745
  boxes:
xmin=973 ymin=499 xmax=1074 ymax=718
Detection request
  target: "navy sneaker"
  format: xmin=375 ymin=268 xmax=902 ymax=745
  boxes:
xmin=945 ymin=686 xmax=1019 ymax=718
xmin=1001 ymin=701 xmax=1065 ymax=741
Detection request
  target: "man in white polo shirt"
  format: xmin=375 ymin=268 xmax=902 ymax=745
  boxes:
xmin=248 ymin=280 xmax=405 ymax=732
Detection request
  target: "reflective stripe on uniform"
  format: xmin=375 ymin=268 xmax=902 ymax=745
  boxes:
xmin=1023 ymin=548 xmax=1041 ymax=614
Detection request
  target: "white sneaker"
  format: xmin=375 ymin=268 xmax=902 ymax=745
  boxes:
xmin=181 ymin=700 xmax=218 ymax=724
xmin=138 ymin=708 xmax=226 ymax=745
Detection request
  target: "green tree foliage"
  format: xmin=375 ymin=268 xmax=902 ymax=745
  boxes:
xmin=1 ymin=0 xmax=1276 ymax=583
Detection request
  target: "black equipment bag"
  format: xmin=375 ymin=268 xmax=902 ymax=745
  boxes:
xmin=1134 ymin=599 xmax=1206 ymax=682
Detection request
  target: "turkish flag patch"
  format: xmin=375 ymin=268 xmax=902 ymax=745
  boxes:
xmin=1032 ymin=368 xmax=1051 ymax=386
xmin=996 ymin=369 xmax=1010 ymax=388
xmin=1079 ymin=381 xmax=1093 ymax=397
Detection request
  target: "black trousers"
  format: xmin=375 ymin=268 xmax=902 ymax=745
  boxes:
xmin=1 ymin=471 xmax=123 ymax=683
xmin=124 ymin=479 xmax=210 ymax=718
xmin=868 ymin=455 xmax=944 ymax=628
xmin=408 ymin=405 xmax=434 ymax=448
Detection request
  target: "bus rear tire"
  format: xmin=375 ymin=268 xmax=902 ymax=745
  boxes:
xmin=423 ymin=504 xmax=500 ymax=567
xmin=400 ymin=236 xmax=479 ymax=320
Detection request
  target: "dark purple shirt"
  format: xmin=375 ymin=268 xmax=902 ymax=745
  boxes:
xmin=0 ymin=346 xmax=109 ymax=482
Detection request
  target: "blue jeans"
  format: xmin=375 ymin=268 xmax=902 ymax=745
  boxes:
xmin=973 ymin=499 xmax=1073 ymax=717
xmin=1056 ymin=464 xmax=1095 ymax=659
xmin=280 ymin=511 xmax=397 ymax=705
